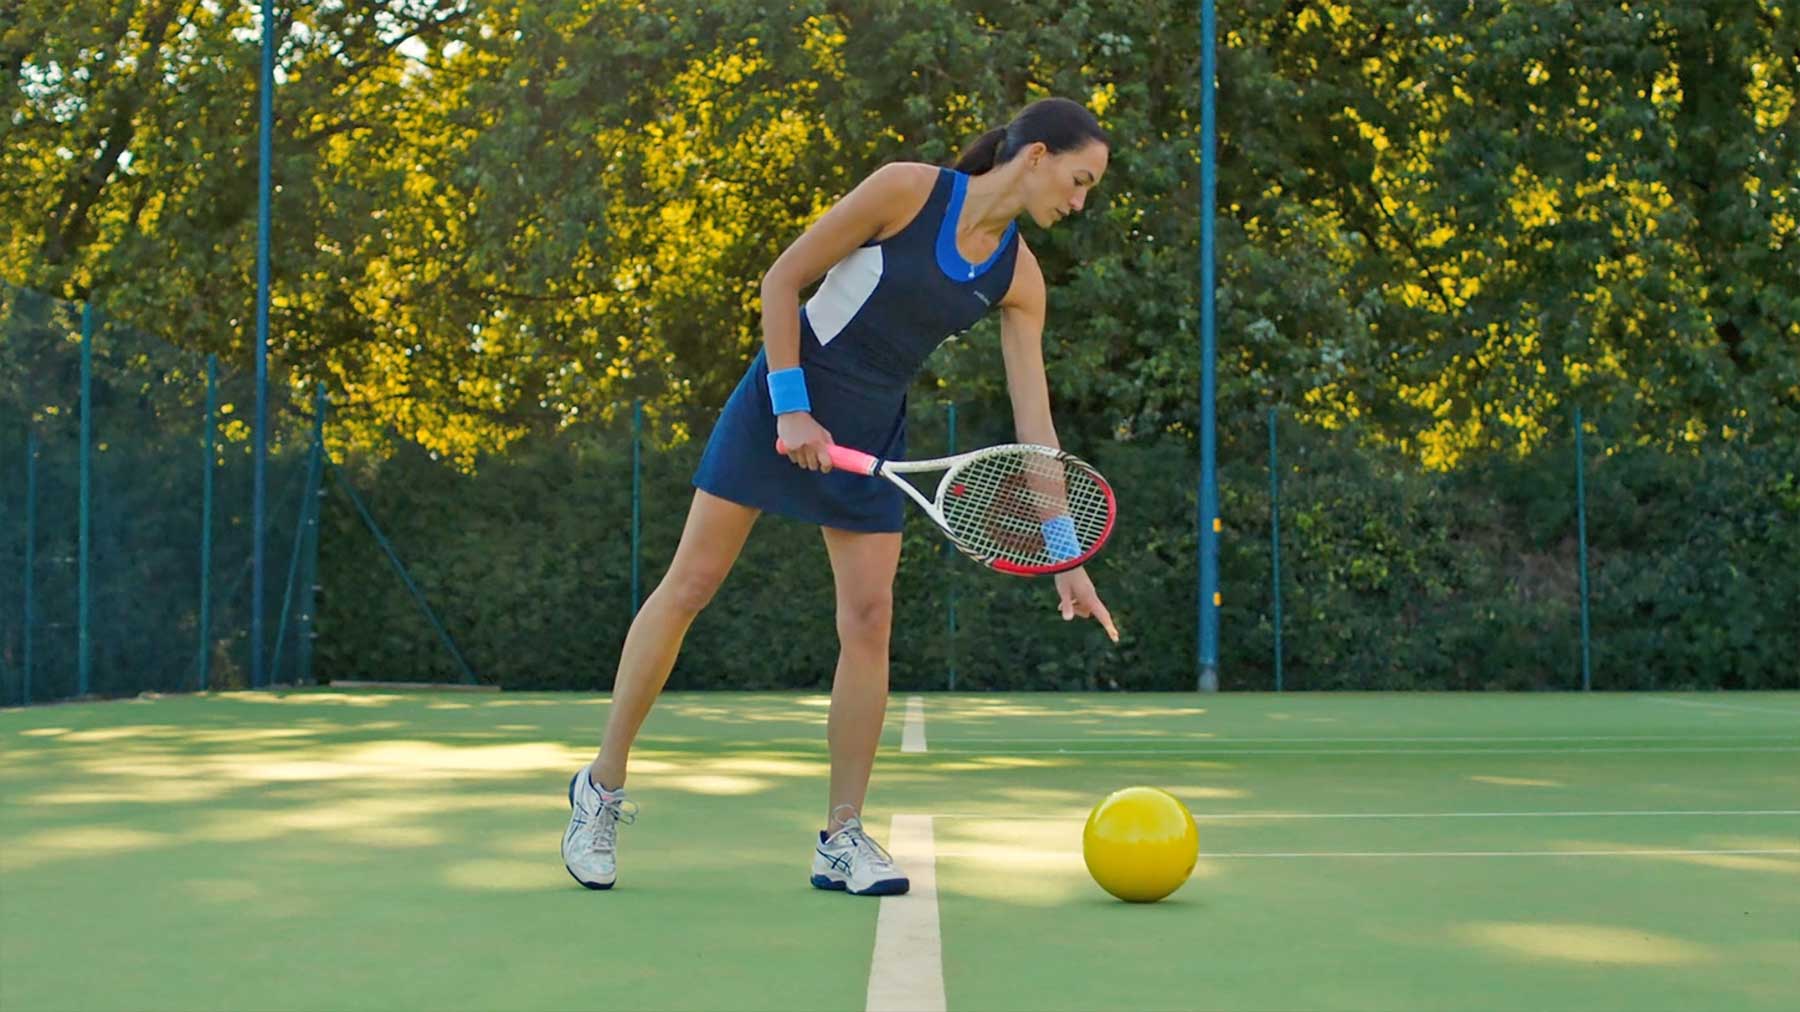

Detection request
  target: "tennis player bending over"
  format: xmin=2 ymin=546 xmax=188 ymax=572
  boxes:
xmin=564 ymin=98 xmax=1120 ymax=895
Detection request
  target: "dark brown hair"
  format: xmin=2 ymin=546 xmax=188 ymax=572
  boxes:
xmin=952 ymin=98 xmax=1110 ymax=176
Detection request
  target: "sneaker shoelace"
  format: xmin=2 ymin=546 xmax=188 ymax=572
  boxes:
xmin=590 ymin=796 xmax=638 ymax=852
xmin=837 ymin=818 xmax=898 ymax=873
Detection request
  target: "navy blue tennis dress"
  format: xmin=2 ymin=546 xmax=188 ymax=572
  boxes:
xmin=692 ymin=168 xmax=1021 ymax=532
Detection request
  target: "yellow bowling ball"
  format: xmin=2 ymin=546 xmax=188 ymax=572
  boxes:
xmin=1082 ymin=786 xmax=1199 ymax=903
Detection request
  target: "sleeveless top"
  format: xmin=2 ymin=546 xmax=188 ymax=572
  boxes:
xmin=690 ymin=166 xmax=1022 ymax=532
xmin=799 ymin=166 xmax=1021 ymax=390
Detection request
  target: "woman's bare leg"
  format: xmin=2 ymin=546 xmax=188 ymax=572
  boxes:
xmin=819 ymin=526 xmax=902 ymax=830
xmin=590 ymin=490 xmax=759 ymax=788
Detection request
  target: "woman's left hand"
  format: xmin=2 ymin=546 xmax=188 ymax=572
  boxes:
xmin=1053 ymin=567 xmax=1119 ymax=643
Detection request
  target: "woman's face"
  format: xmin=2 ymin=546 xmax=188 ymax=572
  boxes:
xmin=1020 ymin=140 xmax=1109 ymax=228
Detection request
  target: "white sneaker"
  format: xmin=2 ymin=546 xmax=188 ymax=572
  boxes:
xmin=810 ymin=811 xmax=910 ymax=896
xmin=563 ymin=766 xmax=636 ymax=890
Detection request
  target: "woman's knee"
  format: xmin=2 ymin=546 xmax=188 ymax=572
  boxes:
xmin=656 ymin=564 xmax=731 ymax=615
xmin=652 ymin=494 xmax=756 ymax=616
xmin=835 ymin=589 xmax=894 ymax=646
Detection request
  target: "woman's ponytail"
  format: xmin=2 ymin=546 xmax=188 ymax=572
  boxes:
xmin=952 ymin=127 xmax=1010 ymax=175
xmin=947 ymin=99 xmax=1108 ymax=176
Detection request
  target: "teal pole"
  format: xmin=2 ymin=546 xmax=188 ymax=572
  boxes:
xmin=1196 ymin=0 xmax=1221 ymax=692
xmin=946 ymin=402 xmax=958 ymax=692
xmin=78 ymin=302 xmax=92 ymax=697
xmin=251 ymin=0 xmax=276 ymax=689
xmin=23 ymin=429 xmax=36 ymax=705
xmin=1575 ymin=408 xmax=1592 ymax=691
xmin=631 ymin=399 xmax=643 ymax=617
xmin=1268 ymin=408 xmax=1283 ymax=692
xmin=199 ymin=355 xmax=217 ymax=691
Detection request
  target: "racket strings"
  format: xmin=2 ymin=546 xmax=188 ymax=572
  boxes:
xmin=939 ymin=451 xmax=1113 ymax=569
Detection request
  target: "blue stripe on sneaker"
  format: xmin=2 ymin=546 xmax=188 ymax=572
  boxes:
xmin=848 ymin=877 xmax=910 ymax=896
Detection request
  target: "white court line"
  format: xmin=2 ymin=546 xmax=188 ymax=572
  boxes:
xmin=1643 ymin=697 xmax=1800 ymax=717
xmin=1194 ymin=848 xmax=1800 ymax=860
xmin=928 ymin=843 xmax=1800 ymax=861
xmin=866 ymin=815 xmax=943 ymax=1012
xmin=921 ymin=745 xmax=1800 ymax=756
xmin=929 ymin=809 xmax=1800 ymax=822
xmin=901 ymin=696 xmax=927 ymax=754
xmin=931 ymin=733 xmax=1799 ymax=744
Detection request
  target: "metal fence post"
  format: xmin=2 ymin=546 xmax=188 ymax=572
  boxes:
xmin=199 ymin=355 xmax=217 ymax=691
xmin=23 ymin=428 xmax=37 ymax=705
xmin=1575 ymin=407 xmax=1593 ymax=691
xmin=1269 ymin=408 xmax=1284 ymax=692
xmin=78 ymin=302 xmax=92 ymax=697
xmin=273 ymin=405 xmax=325 ymax=685
xmin=631 ymin=399 xmax=643 ymax=618
xmin=297 ymin=383 xmax=326 ymax=685
xmin=1196 ymin=0 xmax=1221 ymax=693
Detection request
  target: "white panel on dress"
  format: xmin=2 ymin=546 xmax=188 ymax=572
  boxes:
xmin=804 ymin=246 xmax=884 ymax=346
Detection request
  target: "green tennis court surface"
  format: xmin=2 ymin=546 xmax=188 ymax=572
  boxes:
xmin=4 ymin=691 xmax=1796 ymax=1011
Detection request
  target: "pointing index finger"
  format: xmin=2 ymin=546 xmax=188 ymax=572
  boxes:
xmin=1091 ymin=598 xmax=1120 ymax=643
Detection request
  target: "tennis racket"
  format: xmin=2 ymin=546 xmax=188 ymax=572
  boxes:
xmin=775 ymin=439 xmax=1117 ymax=576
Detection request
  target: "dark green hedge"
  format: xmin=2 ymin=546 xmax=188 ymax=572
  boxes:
xmin=313 ymin=411 xmax=1799 ymax=692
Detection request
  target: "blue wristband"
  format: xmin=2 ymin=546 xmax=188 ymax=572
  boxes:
xmin=1042 ymin=515 xmax=1081 ymax=561
xmin=766 ymin=367 xmax=811 ymax=415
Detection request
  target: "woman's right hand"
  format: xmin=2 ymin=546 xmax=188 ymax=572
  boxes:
xmin=777 ymin=412 xmax=835 ymax=472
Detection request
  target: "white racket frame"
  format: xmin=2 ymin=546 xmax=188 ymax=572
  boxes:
xmin=776 ymin=439 xmax=1116 ymax=575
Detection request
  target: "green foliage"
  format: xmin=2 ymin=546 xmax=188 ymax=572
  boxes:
xmin=6 ymin=0 xmax=1795 ymax=461
xmin=1580 ymin=438 xmax=1800 ymax=689
xmin=4 ymin=2 xmax=1796 ymax=694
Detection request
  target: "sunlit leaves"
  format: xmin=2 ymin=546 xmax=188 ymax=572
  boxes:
xmin=3 ymin=0 xmax=1792 ymax=470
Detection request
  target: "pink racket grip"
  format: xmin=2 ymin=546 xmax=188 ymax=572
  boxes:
xmin=773 ymin=439 xmax=880 ymax=475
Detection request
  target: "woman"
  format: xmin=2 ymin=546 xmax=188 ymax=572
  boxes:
xmin=564 ymin=97 xmax=1120 ymax=896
